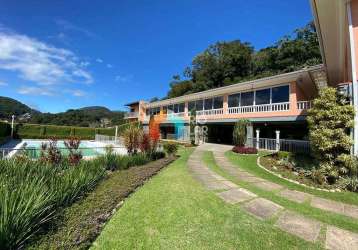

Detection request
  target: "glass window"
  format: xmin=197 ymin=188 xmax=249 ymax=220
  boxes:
xmin=213 ymin=96 xmax=223 ymax=109
xmin=272 ymin=85 xmax=289 ymax=103
xmin=241 ymin=91 xmax=254 ymax=106
xmin=179 ymin=103 xmax=185 ymax=113
xmin=162 ymin=106 xmax=167 ymax=114
xmin=228 ymin=93 xmax=240 ymax=107
xmin=255 ymin=88 xmax=270 ymax=105
xmin=167 ymin=104 xmax=174 ymax=113
xmin=146 ymin=109 xmax=150 ymax=116
xmin=196 ymin=100 xmax=204 ymax=110
xmin=188 ymin=101 xmax=196 ymax=111
xmin=174 ymin=104 xmax=179 ymax=113
xmin=204 ymin=98 xmax=213 ymax=110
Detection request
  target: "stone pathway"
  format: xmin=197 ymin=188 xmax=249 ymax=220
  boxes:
xmin=187 ymin=145 xmax=358 ymax=249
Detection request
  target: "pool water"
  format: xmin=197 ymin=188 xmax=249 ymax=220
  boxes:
xmin=24 ymin=141 xmax=104 ymax=158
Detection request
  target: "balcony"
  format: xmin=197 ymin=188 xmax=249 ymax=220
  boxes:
xmin=124 ymin=112 xmax=139 ymax=119
xmin=196 ymin=108 xmax=224 ymax=116
xmin=297 ymin=101 xmax=312 ymax=110
xmin=228 ymin=102 xmax=290 ymax=114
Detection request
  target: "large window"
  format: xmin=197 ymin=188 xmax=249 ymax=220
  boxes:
xmin=204 ymin=98 xmax=213 ymax=110
xmin=167 ymin=105 xmax=174 ymax=113
xmin=241 ymin=91 xmax=254 ymax=106
xmin=213 ymin=96 xmax=223 ymax=109
xmin=178 ymin=103 xmax=185 ymax=113
xmin=255 ymin=89 xmax=270 ymax=105
xmin=228 ymin=93 xmax=240 ymax=107
xmin=188 ymin=101 xmax=196 ymax=111
xmin=196 ymin=100 xmax=204 ymax=110
xmin=272 ymin=85 xmax=289 ymax=103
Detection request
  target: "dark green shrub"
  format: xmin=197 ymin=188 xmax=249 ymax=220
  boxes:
xmin=150 ymin=151 xmax=166 ymax=160
xmin=277 ymin=151 xmax=291 ymax=161
xmin=163 ymin=142 xmax=179 ymax=156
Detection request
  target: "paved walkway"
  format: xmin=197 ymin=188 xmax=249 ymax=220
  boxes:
xmin=187 ymin=144 xmax=358 ymax=250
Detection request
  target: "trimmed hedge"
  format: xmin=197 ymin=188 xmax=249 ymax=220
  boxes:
xmin=0 ymin=122 xmax=11 ymax=137
xmin=15 ymin=122 xmax=138 ymax=140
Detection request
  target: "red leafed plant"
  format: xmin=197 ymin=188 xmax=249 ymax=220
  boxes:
xmin=149 ymin=117 xmax=160 ymax=150
xmin=232 ymin=146 xmax=257 ymax=154
xmin=40 ymin=137 xmax=62 ymax=165
xmin=64 ymin=136 xmax=83 ymax=166
xmin=139 ymin=133 xmax=152 ymax=153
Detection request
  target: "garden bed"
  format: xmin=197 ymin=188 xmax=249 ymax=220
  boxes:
xmin=28 ymin=156 xmax=175 ymax=250
xmin=259 ymin=152 xmax=340 ymax=190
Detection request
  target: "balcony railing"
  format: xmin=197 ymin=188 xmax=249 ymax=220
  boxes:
xmin=124 ymin=112 xmax=139 ymax=119
xmin=196 ymin=108 xmax=224 ymax=116
xmin=167 ymin=112 xmax=186 ymax=117
xmin=228 ymin=102 xmax=290 ymax=114
xmin=297 ymin=101 xmax=312 ymax=110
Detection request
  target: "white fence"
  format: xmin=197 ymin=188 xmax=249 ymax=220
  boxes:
xmin=246 ymin=137 xmax=310 ymax=154
xmin=297 ymin=101 xmax=312 ymax=110
xmin=196 ymin=108 xmax=224 ymax=116
xmin=95 ymin=134 xmax=123 ymax=144
xmin=228 ymin=102 xmax=290 ymax=114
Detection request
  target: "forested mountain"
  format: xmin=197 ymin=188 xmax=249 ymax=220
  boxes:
xmin=0 ymin=96 xmax=125 ymax=127
xmin=0 ymin=96 xmax=39 ymax=119
xmin=166 ymin=22 xmax=322 ymax=98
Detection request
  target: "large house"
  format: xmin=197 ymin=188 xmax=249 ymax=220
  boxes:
xmin=124 ymin=0 xmax=358 ymax=154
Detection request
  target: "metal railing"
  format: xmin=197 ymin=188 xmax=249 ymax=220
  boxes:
xmin=246 ymin=137 xmax=310 ymax=154
xmin=228 ymin=102 xmax=290 ymax=114
xmin=196 ymin=108 xmax=224 ymax=116
xmin=124 ymin=112 xmax=139 ymax=118
xmin=297 ymin=101 xmax=312 ymax=110
xmin=95 ymin=134 xmax=123 ymax=144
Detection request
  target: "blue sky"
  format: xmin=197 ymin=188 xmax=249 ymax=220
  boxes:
xmin=0 ymin=0 xmax=313 ymax=113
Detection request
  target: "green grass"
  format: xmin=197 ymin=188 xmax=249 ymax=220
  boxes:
xmin=225 ymin=151 xmax=358 ymax=206
xmin=92 ymin=148 xmax=321 ymax=249
xmin=202 ymin=151 xmax=358 ymax=233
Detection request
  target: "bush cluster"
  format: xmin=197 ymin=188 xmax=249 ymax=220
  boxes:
xmin=163 ymin=142 xmax=179 ymax=156
xmin=0 ymin=157 xmax=105 ymax=249
xmin=232 ymin=146 xmax=257 ymax=154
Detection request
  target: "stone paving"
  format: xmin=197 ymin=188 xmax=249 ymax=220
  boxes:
xmin=187 ymin=144 xmax=358 ymax=249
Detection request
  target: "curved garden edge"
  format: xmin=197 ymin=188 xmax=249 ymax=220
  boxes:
xmin=29 ymin=156 xmax=177 ymax=250
xmin=256 ymin=155 xmax=338 ymax=193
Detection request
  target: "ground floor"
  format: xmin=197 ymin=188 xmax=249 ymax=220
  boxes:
xmin=144 ymin=117 xmax=309 ymax=147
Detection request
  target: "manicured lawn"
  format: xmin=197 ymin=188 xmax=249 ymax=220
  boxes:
xmin=92 ymin=148 xmax=321 ymax=249
xmin=202 ymin=151 xmax=358 ymax=233
xmin=225 ymin=151 xmax=358 ymax=206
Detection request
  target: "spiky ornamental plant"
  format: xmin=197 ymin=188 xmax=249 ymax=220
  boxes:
xmin=307 ymin=87 xmax=355 ymax=183
xmin=233 ymin=119 xmax=250 ymax=146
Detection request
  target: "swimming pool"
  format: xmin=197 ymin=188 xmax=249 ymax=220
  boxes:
xmin=23 ymin=140 xmax=106 ymax=159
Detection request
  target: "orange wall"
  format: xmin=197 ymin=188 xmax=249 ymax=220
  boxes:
xmin=351 ymin=0 xmax=358 ymax=80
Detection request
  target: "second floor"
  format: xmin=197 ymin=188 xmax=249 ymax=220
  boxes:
xmin=125 ymin=65 xmax=325 ymax=124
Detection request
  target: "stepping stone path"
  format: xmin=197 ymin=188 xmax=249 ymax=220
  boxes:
xmin=276 ymin=211 xmax=321 ymax=243
xmin=187 ymin=144 xmax=358 ymax=249
xmin=242 ymin=198 xmax=283 ymax=220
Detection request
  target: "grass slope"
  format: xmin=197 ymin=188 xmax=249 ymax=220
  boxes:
xmin=203 ymin=151 xmax=358 ymax=233
xmin=225 ymin=151 xmax=358 ymax=206
xmin=92 ymin=148 xmax=320 ymax=249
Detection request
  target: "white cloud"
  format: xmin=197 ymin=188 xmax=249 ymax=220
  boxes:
xmin=55 ymin=19 xmax=96 ymax=38
xmin=71 ymin=89 xmax=87 ymax=97
xmin=106 ymin=63 xmax=113 ymax=68
xmin=80 ymin=61 xmax=90 ymax=67
xmin=115 ymin=74 xmax=132 ymax=83
xmin=0 ymin=81 xmax=8 ymax=86
xmin=96 ymin=58 xmax=103 ymax=63
xmin=17 ymin=86 xmax=55 ymax=96
xmin=0 ymin=30 xmax=93 ymax=85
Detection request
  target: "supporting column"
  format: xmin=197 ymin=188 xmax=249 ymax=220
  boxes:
xmin=275 ymin=130 xmax=280 ymax=151
xmin=256 ymin=129 xmax=260 ymax=150
xmin=246 ymin=124 xmax=253 ymax=147
xmin=114 ymin=126 xmax=118 ymax=144
xmin=195 ymin=125 xmax=200 ymax=145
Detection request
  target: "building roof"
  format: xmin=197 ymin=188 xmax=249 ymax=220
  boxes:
xmin=146 ymin=65 xmax=323 ymax=108
xmin=124 ymin=101 xmax=141 ymax=107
